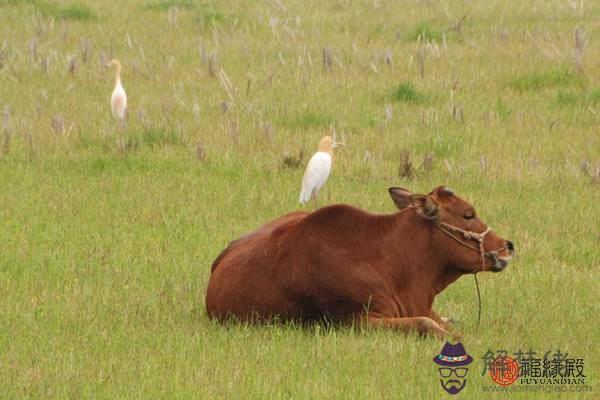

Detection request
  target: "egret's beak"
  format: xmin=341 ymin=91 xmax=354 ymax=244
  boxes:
xmin=333 ymin=141 xmax=345 ymax=147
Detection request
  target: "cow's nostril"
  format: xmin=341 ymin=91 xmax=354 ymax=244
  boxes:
xmin=506 ymin=240 xmax=514 ymax=252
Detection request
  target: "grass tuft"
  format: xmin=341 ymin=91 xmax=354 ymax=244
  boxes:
xmin=135 ymin=128 xmax=186 ymax=147
xmin=144 ymin=1 xmax=225 ymax=24
xmin=278 ymin=111 xmax=332 ymax=130
xmin=586 ymin=89 xmax=600 ymax=104
xmin=8 ymin=1 xmax=100 ymax=21
xmin=407 ymin=22 xmax=443 ymax=42
xmin=556 ymin=88 xmax=600 ymax=106
xmin=145 ymin=0 xmax=196 ymax=11
xmin=0 ymin=0 xmax=36 ymax=5
xmin=413 ymin=133 xmax=468 ymax=158
xmin=198 ymin=7 xmax=224 ymax=23
xmin=391 ymin=82 xmax=426 ymax=104
xmin=509 ymin=69 xmax=577 ymax=91
xmin=556 ymin=90 xmax=580 ymax=105
xmin=495 ymin=99 xmax=511 ymax=118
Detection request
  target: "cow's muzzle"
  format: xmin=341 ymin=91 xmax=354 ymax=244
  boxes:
xmin=489 ymin=240 xmax=514 ymax=273
xmin=436 ymin=222 xmax=515 ymax=273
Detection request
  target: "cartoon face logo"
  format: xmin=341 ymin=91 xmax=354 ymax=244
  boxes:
xmin=433 ymin=342 xmax=473 ymax=395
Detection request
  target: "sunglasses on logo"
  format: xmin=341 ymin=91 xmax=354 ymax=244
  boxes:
xmin=439 ymin=367 xmax=468 ymax=378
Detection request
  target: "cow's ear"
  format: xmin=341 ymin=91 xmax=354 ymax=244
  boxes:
xmin=409 ymin=194 xmax=439 ymax=220
xmin=388 ymin=187 xmax=413 ymax=210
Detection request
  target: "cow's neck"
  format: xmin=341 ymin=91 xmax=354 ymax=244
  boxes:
xmin=388 ymin=210 xmax=467 ymax=317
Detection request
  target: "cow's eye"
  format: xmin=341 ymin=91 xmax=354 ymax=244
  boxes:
xmin=463 ymin=214 xmax=475 ymax=220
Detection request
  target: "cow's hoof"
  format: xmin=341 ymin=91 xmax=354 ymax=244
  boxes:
xmin=442 ymin=316 xmax=458 ymax=326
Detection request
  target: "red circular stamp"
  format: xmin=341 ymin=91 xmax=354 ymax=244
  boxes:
xmin=490 ymin=357 xmax=520 ymax=386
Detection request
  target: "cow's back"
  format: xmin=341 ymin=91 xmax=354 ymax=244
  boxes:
xmin=205 ymin=205 xmax=395 ymax=324
xmin=205 ymin=211 xmax=311 ymax=321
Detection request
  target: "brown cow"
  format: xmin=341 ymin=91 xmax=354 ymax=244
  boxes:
xmin=205 ymin=186 xmax=514 ymax=337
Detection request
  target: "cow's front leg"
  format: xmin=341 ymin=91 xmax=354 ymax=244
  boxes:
xmin=367 ymin=315 xmax=458 ymax=339
xmin=430 ymin=310 xmax=452 ymax=331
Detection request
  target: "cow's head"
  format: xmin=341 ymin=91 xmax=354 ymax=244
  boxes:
xmin=389 ymin=186 xmax=514 ymax=273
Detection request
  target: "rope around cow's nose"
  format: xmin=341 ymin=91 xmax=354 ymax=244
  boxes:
xmin=433 ymin=222 xmax=492 ymax=333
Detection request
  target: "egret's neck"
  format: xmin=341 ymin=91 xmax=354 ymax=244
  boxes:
xmin=317 ymin=145 xmax=334 ymax=156
xmin=113 ymin=66 xmax=122 ymax=86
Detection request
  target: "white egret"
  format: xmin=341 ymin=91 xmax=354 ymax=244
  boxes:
xmin=106 ymin=59 xmax=127 ymax=127
xmin=299 ymin=135 xmax=343 ymax=208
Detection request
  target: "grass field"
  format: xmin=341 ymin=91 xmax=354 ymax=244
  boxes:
xmin=0 ymin=0 xmax=598 ymax=398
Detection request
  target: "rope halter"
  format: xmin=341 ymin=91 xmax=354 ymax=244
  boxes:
xmin=434 ymin=221 xmax=506 ymax=272
xmin=432 ymin=219 xmax=509 ymax=331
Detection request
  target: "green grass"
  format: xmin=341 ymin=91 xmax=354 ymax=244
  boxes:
xmin=556 ymin=89 xmax=580 ymax=105
xmin=408 ymin=21 xmax=443 ymax=42
xmin=0 ymin=0 xmax=97 ymax=21
xmin=278 ymin=110 xmax=333 ymax=130
xmin=133 ymin=127 xmax=187 ymax=147
xmin=144 ymin=0 xmax=197 ymax=11
xmin=144 ymin=0 xmax=225 ymax=24
xmin=0 ymin=0 xmax=35 ymax=6
xmin=0 ymin=0 xmax=599 ymax=398
xmin=588 ymin=88 xmax=600 ymax=104
xmin=495 ymin=99 xmax=511 ymax=118
xmin=508 ymin=68 xmax=579 ymax=91
xmin=557 ymin=88 xmax=600 ymax=106
xmin=37 ymin=1 xmax=97 ymax=21
xmin=391 ymin=82 xmax=427 ymax=104
xmin=412 ymin=132 xmax=470 ymax=159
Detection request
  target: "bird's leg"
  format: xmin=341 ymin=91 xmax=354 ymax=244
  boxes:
xmin=116 ymin=119 xmax=127 ymax=153
xmin=311 ymin=190 xmax=318 ymax=210
xmin=116 ymin=109 xmax=128 ymax=135
xmin=118 ymin=119 xmax=124 ymax=134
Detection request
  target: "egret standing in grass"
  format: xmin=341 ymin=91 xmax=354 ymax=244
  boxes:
xmin=106 ymin=59 xmax=127 ymax=129
xmin=299 ymin=135 xmax=343 ymax=209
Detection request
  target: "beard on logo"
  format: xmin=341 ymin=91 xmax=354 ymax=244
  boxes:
xmin=440 ymin=379 xmax=467 ymax=395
